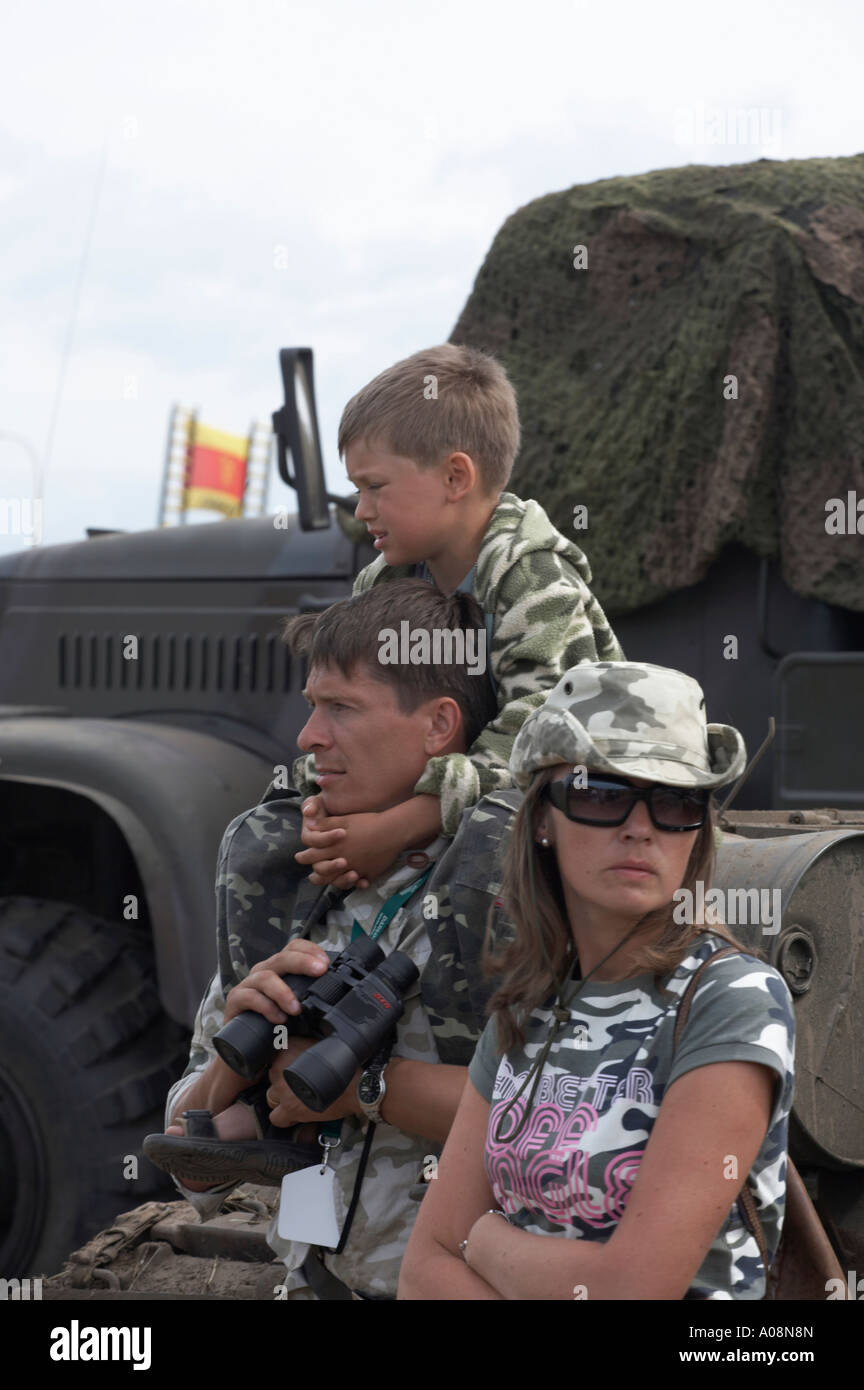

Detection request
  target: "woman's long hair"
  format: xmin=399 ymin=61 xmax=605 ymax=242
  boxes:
xmin=486 ymin=766 xmax=759 ymax=1051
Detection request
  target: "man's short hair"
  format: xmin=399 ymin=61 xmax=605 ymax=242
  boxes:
xmin=282 ymin=579 xmax=497 ymax=748
xmin=337 ymin=344 xmax=520 ymax=495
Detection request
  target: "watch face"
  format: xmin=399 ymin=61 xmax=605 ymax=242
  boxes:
xmin=358 ymin=1072 xmax=382 ymax=1105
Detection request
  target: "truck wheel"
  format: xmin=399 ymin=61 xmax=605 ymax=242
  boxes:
xmin=0 ymin=897 xmax=191 ymax=1277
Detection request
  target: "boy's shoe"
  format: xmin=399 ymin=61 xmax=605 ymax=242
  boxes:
xmin=142 ymin=1125 xmax=320 ymax=1188
xmin=143 ymin=1086 xmax=320 ymax=1188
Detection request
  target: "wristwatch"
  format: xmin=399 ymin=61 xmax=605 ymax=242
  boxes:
xmin=357 ymin=1059 xmax=389 ymax=1124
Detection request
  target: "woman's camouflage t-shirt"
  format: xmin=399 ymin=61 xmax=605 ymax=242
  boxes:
xmin=468 ymin=931 xmax=796 ymax=1300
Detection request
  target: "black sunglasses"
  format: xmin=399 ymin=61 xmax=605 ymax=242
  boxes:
xmin=544 ymin=772 xmax=710 ymax=832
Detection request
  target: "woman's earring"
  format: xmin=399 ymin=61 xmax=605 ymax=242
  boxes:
xmin=539 ymin=836 xmax=550 ymax=847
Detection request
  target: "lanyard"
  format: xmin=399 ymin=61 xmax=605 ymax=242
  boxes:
xmin=350 ymin=864 xmax=434 ymax=943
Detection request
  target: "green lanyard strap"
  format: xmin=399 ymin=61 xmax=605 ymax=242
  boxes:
xmin=350 ymin=863 xmax=434 ymax=942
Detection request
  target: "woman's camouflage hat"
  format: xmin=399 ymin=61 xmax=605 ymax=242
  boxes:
xmin=510 ymin=662 xmax=747 ymax=791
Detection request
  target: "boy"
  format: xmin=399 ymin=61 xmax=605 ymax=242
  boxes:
xmin=295 ymin=342 xmax=624 ymax=888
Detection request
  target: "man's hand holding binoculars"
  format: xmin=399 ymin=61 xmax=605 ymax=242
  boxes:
xmin=223 ymin=939 xmax=332 ymax=1028
xmin=265 ymin=1037 xmax=363 ymax=1128
xmin=166 ymin=940 xmax=340 ymax=1157
xmin=225 ymin=942 xmax=366 ymax=1125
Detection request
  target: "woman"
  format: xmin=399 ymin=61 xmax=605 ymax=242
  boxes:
xmin=399 ymin=661 xmax=795 ymax=1300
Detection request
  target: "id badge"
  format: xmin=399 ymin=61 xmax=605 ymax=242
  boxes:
xmin=277 ymin=1140 xmax=341 ymax=1248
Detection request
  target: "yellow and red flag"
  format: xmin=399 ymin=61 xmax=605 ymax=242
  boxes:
xmin=184 ymin=422 xmax=249 ymax=517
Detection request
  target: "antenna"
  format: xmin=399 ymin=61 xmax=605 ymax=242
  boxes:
xmin=39 ymin=141 xmax=109 ymax=501
xmin=718 ymin=718 xmax=776 ymax=817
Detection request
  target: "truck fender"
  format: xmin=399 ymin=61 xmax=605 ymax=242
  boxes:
xmin=0 ymin=717 xmax=274 ymax=1025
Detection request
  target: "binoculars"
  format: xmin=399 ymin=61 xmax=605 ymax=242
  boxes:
xmin=213 ymin=934 xmax=418 ymax=1112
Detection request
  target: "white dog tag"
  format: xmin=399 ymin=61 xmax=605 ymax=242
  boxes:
xmin=277 ymin=1164 xmax=341 ymax=1248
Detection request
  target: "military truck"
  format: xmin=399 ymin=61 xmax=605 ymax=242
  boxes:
xmin=3 ymin=156 xmax=864 ymax=1287
xmin=0 ymin=351 xmax=376 ymax=1277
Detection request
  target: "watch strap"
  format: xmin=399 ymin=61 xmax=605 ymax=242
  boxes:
xmin=356 ymin=1040 xmax=394 ymax=1124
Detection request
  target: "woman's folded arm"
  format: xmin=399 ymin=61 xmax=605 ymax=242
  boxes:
xmin=398 ymin=1077 xmax=504 ymax=1300
xmin=403 ymin=1059 xmax=775 ymax=1301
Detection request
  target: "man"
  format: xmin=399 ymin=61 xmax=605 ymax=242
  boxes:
xmin=147 ymin=579 xmax=519 ymax=1300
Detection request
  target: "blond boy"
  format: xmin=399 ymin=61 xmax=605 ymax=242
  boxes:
xmin=293 ymin=343 xmax=624 ymax=886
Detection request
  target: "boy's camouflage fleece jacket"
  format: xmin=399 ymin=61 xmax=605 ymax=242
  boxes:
xmin=292 ymin=491 xmax=624 ymax=834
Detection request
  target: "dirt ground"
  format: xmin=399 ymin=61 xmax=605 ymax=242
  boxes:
xmin=42 ymin=1188 xmax=286 ymax=1301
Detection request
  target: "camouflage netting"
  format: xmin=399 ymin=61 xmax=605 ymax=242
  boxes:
xmin=450 ymin=154 xmax=864 ymax=615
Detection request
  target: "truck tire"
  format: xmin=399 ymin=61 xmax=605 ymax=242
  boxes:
xmin=0 ymin=897 xmax=191 ymax=1277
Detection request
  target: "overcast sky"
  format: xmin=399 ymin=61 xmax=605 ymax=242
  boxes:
xmin=1 ymin=0 xmax=862 ymax=552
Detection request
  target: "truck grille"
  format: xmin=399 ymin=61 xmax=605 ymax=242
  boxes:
xmin=57 ymin=633 xmax=292 ymax=695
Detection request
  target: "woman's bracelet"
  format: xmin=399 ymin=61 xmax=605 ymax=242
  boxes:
xmin=459 ymin=1208 xmax=511 ymax=1259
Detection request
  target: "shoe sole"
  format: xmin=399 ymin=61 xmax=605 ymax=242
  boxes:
xmin=142 ymin=1134 xmax=318 ymax=1188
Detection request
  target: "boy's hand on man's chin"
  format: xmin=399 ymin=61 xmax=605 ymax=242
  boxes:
xmin=295 ymin=799 xmax=418 ymax=887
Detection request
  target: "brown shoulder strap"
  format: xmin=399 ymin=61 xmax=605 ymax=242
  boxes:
xmin=672 ymin=945 xmax=739 ymax=1050
xmin=671 ymin=944 xmax=771 ymax=1274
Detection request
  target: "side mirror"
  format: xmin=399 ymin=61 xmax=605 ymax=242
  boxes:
xmin=272 ymin=348 xmax=331 ymax=531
